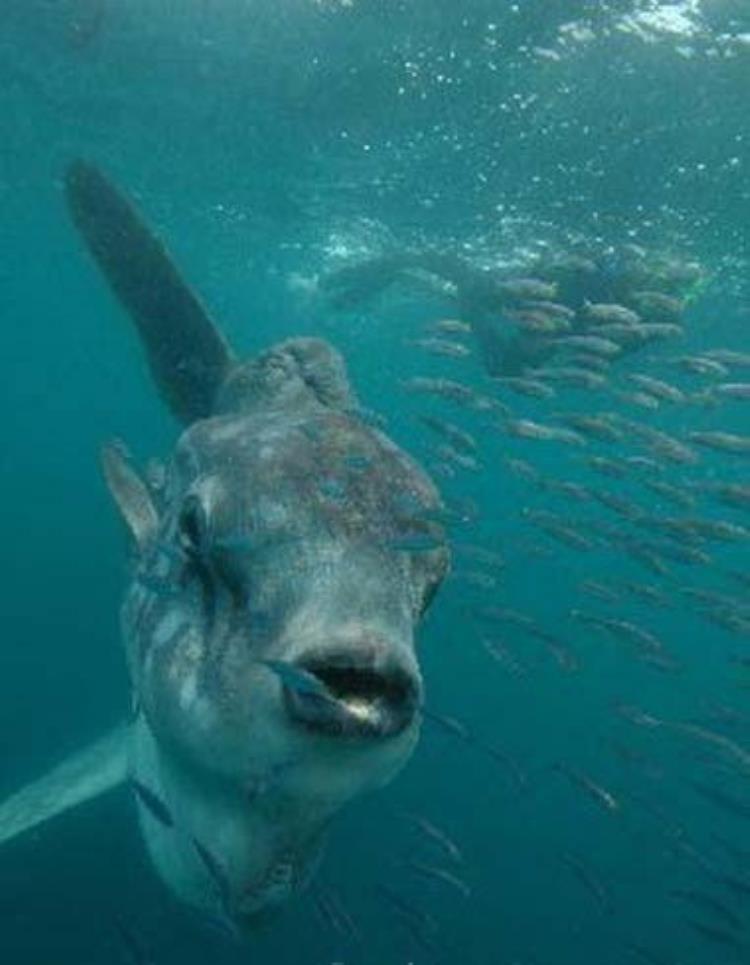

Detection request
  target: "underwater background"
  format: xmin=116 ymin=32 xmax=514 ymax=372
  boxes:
xmin=1 ymin=1 xmax=749 ymax=963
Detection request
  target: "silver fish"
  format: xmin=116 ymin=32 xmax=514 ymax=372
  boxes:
xmin=506 ymin=418 xmax=586 ymax=447
xmin=688 ymin=431 xmax=750 ymax=456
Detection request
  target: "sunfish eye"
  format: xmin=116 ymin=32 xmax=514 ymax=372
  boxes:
xmin=177 ymin=499 xmax=249 ymax=614
xmin=177 ymin=497 xmax=217 ymax=627
xmin=178 ymin=495 xmax=210 ymax=557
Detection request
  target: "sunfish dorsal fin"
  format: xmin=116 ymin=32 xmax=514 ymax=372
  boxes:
xmin=0 ymin=725 xmax=129 ymax=848
xmin=64 ymin=160 xmax=235 ymax=424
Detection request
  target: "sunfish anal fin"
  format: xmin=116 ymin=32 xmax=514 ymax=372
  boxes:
xmin=0 ymin=725 xmax=129 ymax=847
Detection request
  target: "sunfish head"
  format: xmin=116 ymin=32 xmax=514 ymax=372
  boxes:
xmin=119 ymin=388 xmax=448 ymax=925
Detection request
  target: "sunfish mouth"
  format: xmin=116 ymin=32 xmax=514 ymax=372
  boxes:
xmin=282 ymin=651 xmax=421 ymax=740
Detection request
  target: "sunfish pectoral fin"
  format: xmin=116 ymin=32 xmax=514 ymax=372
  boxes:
xmin=101 ymin=440 xmax=159 ymax=549
xmin=64 ymin=159 xmax=235 ymax=424
xmin=0 ymin=724 xmax=130 ymax=848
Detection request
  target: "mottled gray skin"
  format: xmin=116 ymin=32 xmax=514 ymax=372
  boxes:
xmin=123 ymin=337 xmax=448 ymax=923
xmin=53 ymin=160 xmax=450 ymax=926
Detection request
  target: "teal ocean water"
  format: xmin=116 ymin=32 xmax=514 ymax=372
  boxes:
xmin=1 ymin=2 xmax=749 ymax=963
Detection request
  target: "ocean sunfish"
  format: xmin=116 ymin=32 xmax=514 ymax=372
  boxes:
xmin=0 ymin=161 xmax=448 ymax=929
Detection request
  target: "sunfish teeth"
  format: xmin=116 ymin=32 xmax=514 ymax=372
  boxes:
xmin=341 ymin=697 xmax=381 ymax=723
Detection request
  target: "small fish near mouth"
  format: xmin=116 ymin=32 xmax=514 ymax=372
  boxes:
xmin=264 ymin=656 xmax=420 ymax=740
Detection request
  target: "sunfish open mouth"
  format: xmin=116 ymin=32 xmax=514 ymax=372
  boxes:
xmin=282 ymin=651 xmax=420 ymax=740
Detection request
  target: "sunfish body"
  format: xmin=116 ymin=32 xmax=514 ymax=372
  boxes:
xmin=0 ymin=163 xmax=449 ymax=927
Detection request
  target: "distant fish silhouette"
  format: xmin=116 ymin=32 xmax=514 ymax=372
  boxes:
xmin=130 ymin=779 xmax=174 ymax=829
xmin=67 ymin=0 xmax=107 ymax=51
xmin=113 ymin=915 xmax=156 ymax=965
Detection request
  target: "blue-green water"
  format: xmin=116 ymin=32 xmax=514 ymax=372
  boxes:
xmin=1 ymin=2 xmax=749 ymax=963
